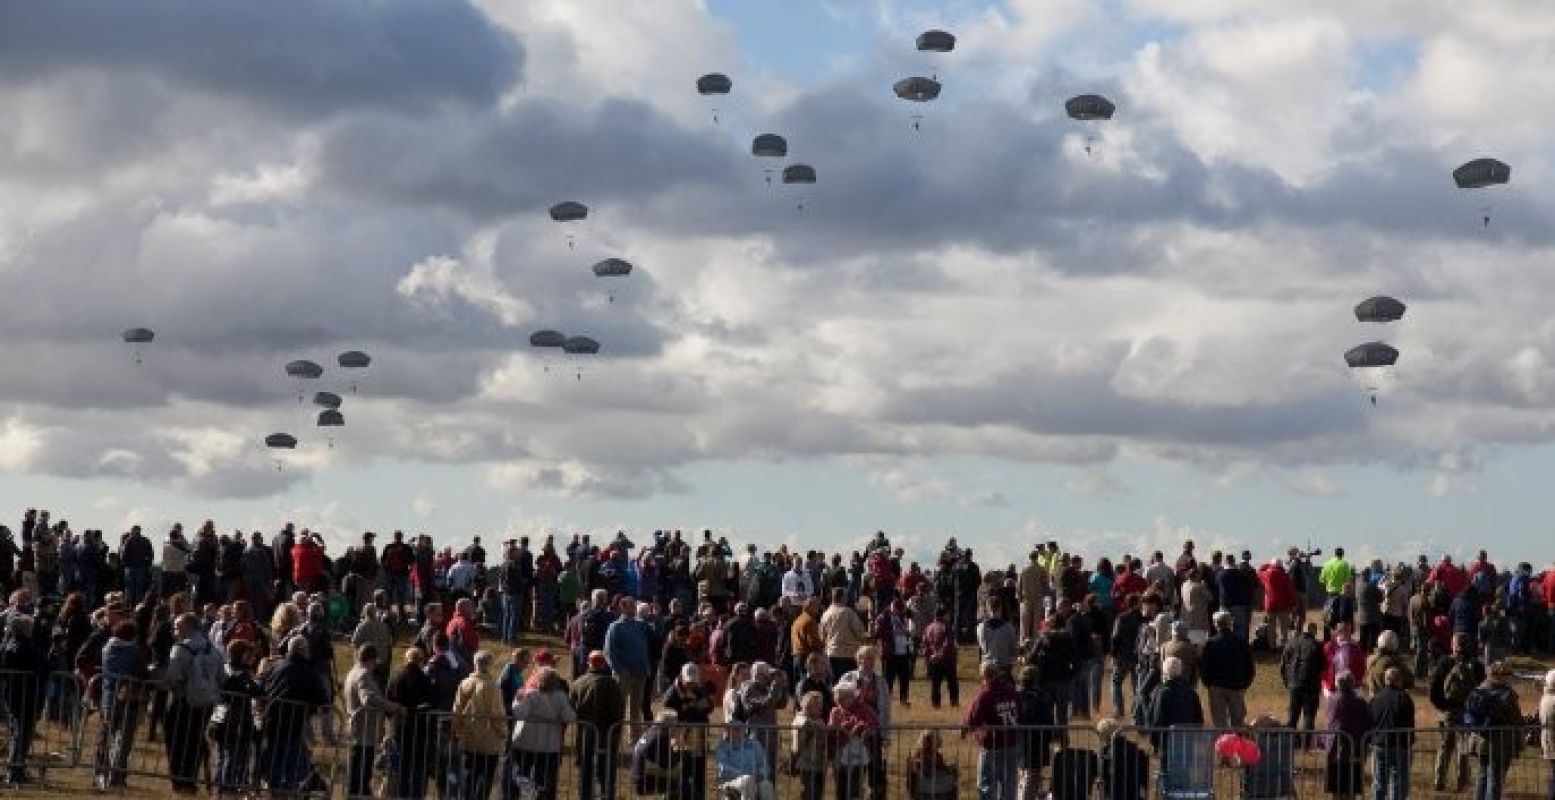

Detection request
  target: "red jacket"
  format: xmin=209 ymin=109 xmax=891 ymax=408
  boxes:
xmin=1321 ymin=637 xmax=1366 ymax=693
xmin=1112 ymin=570 xmax=1147 ymax=604
xmin=446 ymin=612 xmax=479 ymax=654
xmin=1542 ymin=572 xmax=1555 ymax=611
xmin=898 ymin=570 xmax=928 ymax=598
xmin=1258 ymin=563 xmax=1297 ymax=612
xmin=1429 ymin=562 xmax=1467 ymax=597
xmin=292 ymin=540 xmax=325 ymax=588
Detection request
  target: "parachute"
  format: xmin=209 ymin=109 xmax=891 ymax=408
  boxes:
xmin=122 ymin=328 xmax=155 ymax=365
xmin=1345 ymin=342 xmax=1400 ymax=405
xmin=313 ymin=391 xmax=343 ymax=410
xmin=591 ymin=258 xmax=634 ymax=277
xmin=562 ymin=336 xmax=600 ymax=380
xmin=1354 ymin=296 xmax=1406 ymax=324
xmin=264 ymin=432 xmax=298 ymax=470
xmin=1065 ymin=94 xmax=1116 ymax=120
xmin=549 ymin=201 xmax=589 ymax=247
xmin=338 ymin=351 xmax=371 ymax=368
xmin=285 ymin=360 xmax=323 ymax=379
xmin=893 ymin=77 xmax=942 ymax=130
xmin=893 ymin=76 xmax=942 ymax=102
xmin=916 ymin=30 xmax=956 ymax=53
xmin=751 ymin=134 xmax=788 ymax=185
xmin=529 ymin=330 xmax=567 ymax=348
xmin=1066 ymin=94 xmax=1116 ymax=156
xmin=317 ymin=409 xmax=344 ymax=448
xmin=562 ymin=336 xmax=600 ymax=355
xmin=782 ymin=164 xmax=818 ymax=212
xmin=548 ymin=201 xmax=589 ymax=222
xmin=782 ymin=164 xmax=817 ymax=184
xmin=1453 ymin=158 xmax=1511 ymax=227
xmin=697 ymin=72 xmax=732 ymax=123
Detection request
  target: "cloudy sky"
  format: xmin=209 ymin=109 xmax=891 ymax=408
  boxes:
xmin=3 ymin=0 xmax=1555 ymax=567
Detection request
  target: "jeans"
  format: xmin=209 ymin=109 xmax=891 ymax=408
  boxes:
xmin=1371 ymin=748 xmax=1410 ymax=800
xmin=389 ymin=573 xmax=412 ymax=612
xmin=978 ymin=745 xmax=1019 ymax=800
xmin=95 ymin=701 xmax=140 ymax=784
xmin=1073 ymin=659 xmax=1101 ymax=716
xmin=6 ymin=711 xmax=35 ymax=782
xmin=1474 ymin=756 xmax=1509 ymax=800
xmin=502 ymin=594 xmax=522 ymax=642
xmin=215 ymin=736 xmax=252 ymax=795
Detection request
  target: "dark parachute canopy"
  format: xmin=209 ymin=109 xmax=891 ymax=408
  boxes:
xmin=317 ymin=410 xmax=344 ymax=427
xmin=562 ymin=336 xmax=601 ymax=355
xmin=893 ymin=76 xmax=942 ymax=102
xmin=696 ymin=73 xmax=732 ymax=95
xmin=591 ymin=258 xmax=633 ymax=277
xmin=122 ymin=328 xmax=155 ymax=344
xmin=751 ymin=134 xmax=788 ymax=158
xmin=337 ymin=351 xmax=370 ymax=369
xmin=313 ymin=391 xmax=343 ymax=409
xmin=1453 ymin=158 xmax=1511 ymax=189
xmin=264 ymin=433 xmax=297 ymax=449
xmin=1344 ymin=342 xmax=1399 ymax=368
xmin=529 ymin=330 xmax=566 ymax=348
xmin=284 ymin=360 xmax=323 ymax=379
xmin=916 ymin=30 xmax=956 ymax=52
xmin=1354 ymin=296 xmax=1406 ymax=323
xmin=782 ymin=164 xmax=817 ymax=184
xmin=548 ymin=201 xmax=589 ymax=222
xmin=1065 ymin=94 xmax=1116 ymax=121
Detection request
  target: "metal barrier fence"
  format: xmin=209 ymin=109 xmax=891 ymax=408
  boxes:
xmin=84 ymin=677 xmax=343 ymax=796
xmin=0 ymin=669 xmax=85 ymax=787
xmin=7 ymin=670 xmax=1555 ymax=800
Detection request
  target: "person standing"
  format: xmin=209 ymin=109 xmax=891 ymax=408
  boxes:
xmin=571 ymin=651 xmax=624 ymax=800
xmin=1368 ymin=667 xmax=1415 ymax=800
xmin=921 ymin=608 xmax=960 ymax=709
xmin=1428 ymin=632 xmax=1485 ymax=792
xmin=965 ymin=660 xmax=1021 ymax=800
xmin=0 ymin=616 xmax=47 ymax=785
xmin=872 ymin=598 xmax=914 ymax=706
xmin=604 ymin=598 xmax=653 ymax=726
xmin=1465 ymin=661 xmax=1523 ymax=800
xmin=161 ymin=611 xmax=221 ymax=794
xmin=819 ymin=588 xmax=866 ymax=679
xmin=1017 ymin=551 xmax=1050 ymax=648
xmin=1279 ymin=623 xmax=1325 ymax=744
xmin=789 ymin=597 xmax=824 ymax=690
xmin=451 ymin=650 xmax=506 ymax=800
xmin=1217 ymin=553 xmax=1256 ymax=642
xmin=344 ymin=644 xmax=402 ymax=800
xmin=1201 ymin=611 xmax=1254 ymax=729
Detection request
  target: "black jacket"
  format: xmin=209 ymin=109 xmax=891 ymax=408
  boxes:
xmin=262 ymin=654 xmax=326 ymax=741
xmin=1147 ymin=677 xmax=1203 ymax=732
xmin=1200 ymin=633 xmax=1255 ymax=691
xmin=1279 ymin=634 xmax=1324 ymax=691
xmin=1368 ymin=686 xmax=1415 ymax=751
xmin=571 ymin=669 xmax=625 ymax=741
xmin=1110 ymin=611 xmax=1142 ymax=666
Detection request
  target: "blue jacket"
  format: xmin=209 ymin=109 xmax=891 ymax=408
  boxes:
xmin=1449 ymin=588 xmax=1482 ymax=635
xmin=604 ymin=617 xmax=652 ymax=677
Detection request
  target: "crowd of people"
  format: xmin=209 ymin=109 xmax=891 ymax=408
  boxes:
xmin=2 ymin=511 xmax=1555 ymax=800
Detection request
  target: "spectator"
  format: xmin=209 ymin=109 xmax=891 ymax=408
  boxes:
xmin=511 ymin=666 xmax=577 ymax=800
xmin=1179 ymin=567 xmax=1212 ymax=644
xmin=715 ymin=725 xmax=776 ymax=800
xmin=1017 ymin=551 xmax=1051 ymax=647
xmin=873 ymin=598 xmax=914 ymax=705
xmin=1146 ymin=655 xmax=1203 ymax=746
xmin=1537 ymin=669 xmax=1555 ymax=800
xmin=604 ymin=599 xmax=653 ymax=725
xmin=1465 ymin=661 xmax=1523 ymax=800
xmin=261 ymin=636 xmax=327 ymax=796
xmin=1098 ymin=717 xmax=1149 ymax=800
xmin=1368 ymin=667 xmax=1415 ymax=800
xmin=661 ymin=663 xmax=714 ymax=800
xmin=351 ymin=604 xmax=392 ymax=688
xmin=1324 ymin=673 xmax=1373 ymax=800
xmin=344 ymin=644 xmax=402 ymax=800
xmin=794 ymin=652 xmax=835 ymax=718
xmin=791 ymin=691 xmax=829 ymax=800
xmin=1321 ymin=622 xmax=1366 ymax=695
xmin=1259 ymin=559 xmax=1298 ymax=647
xmin=820 ymin=589 xmax=867 ymax=679
xmin=1160 ymin=621 xmax=1199 ymax=686
xmin=160 ymin=611 xmax=220 ymax=794
xmin=921 ymin=608 xmax=960 ymax=709
xmin=830 ymin=681 xmax=879 ymax=800
xmin=1320 ymin=548 xmax=1354 ymax=598
xmin=789 ymin=597 xmax=824 ymax=689
xmin=737 ymin=662 xmax=787 ymax=769
xmin=0 ymin=616 xmax=47 ymax=785
xmin=978 ymin=602 xmax=1019 ymax=669
xmin=1429 ymin=632 xmax=1485 ymax=792
xmin=906 ymin=729 xmax=959 ymax=800
xmin=94 ymin=620 xmax=147 ymax=790
xmin=211 ymin=639 xmax=262 ymax=795
xmin=1201 ymin=610 xmax=1254 ymax=728
xmin=1217 ymin=553 xmax=1256 ymax=641
xmin=1015 ymin=665 xmax=1056 ymax=796
xmin=386 ymin=648 xmax=436 ymax=800
xmin=452 ymin=650 xmax=506 ymax=800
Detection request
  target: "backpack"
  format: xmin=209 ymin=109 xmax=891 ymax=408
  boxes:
xmin=581 ymin=609 xmax=613 ymax=650
xmin=177 ymin=638 xmax=223 ymax=707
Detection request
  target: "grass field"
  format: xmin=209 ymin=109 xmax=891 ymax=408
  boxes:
xmin=19 ymin=617 xmax=1555 ymax=799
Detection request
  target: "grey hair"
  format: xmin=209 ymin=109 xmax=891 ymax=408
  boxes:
xmin=1162 ymin=656 xmax=1184 ymax=681
xmin=474 ymin=650 xmax=494 ymax=674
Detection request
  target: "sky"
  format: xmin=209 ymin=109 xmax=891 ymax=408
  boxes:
xmin=3 ymin=0 xmax=1555 ymax=568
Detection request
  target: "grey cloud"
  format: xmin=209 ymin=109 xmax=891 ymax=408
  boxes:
xmin=0 ymin=0 xmax=521 ymax=116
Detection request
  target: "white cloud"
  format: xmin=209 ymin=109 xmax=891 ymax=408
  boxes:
xmin=1064 ymin=469 xmax=1130 ymax=497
